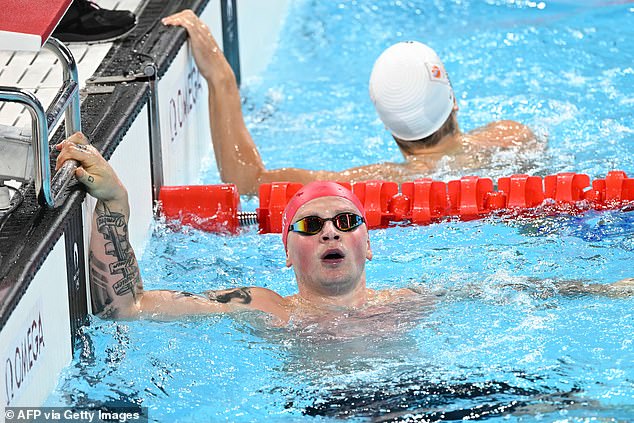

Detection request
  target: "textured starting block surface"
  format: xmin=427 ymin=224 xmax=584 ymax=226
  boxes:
xmin=0 ymin=0 xmax=141 ymax=129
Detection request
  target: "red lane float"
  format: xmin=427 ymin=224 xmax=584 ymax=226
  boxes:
xmin=158 ymin=171 xmax=634 ymax=234
xmin=159 ymin=185 xmax=240 ymax=233
xmin=498 ymin=175 xmax=544 ymax=209
xmin=401 ymin=179 xmax=449 ymax=224
xmin=352 ymin=180 xmax=399 ymax=227
xmin=448 ymin=176 xmax=494 ymax=217
xmin=544 ymin=173 xmax=589 ymax=204
xmin=257 ymin=182 xmax=303 ymax=233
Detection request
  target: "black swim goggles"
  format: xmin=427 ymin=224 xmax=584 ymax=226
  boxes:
xmin=288 ymin=212 xmax=365 ymax=236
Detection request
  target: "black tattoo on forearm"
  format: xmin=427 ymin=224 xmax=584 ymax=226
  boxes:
xmin=89 ymin=252 xmax=112 ymax=315
xmin=205 ymin=288 xmax=252 ymax=304
xmin=94 ymin=202 xmax=142 ymax=300
xmin=90 ymin=252 xmax=108 ymax=272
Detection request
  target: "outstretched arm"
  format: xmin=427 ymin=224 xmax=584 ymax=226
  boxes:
xmin=510 ymin=277 xmax=634 ymax=298
xmin=556 ymin=278 xmax=634 ymax=298
xmin=162 ymin=10 xmax=266 ymax=194
xmin=162 ymin=10 xmax=413 ymax=194
xmin=429 ymin=277 xmax=634 ymax=302
xmin=55 ymin=133 xmax=285 ymax=320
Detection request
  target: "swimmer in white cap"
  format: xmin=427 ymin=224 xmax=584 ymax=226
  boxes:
xmin=56 ymin=133 xmax=634 ymax=325
xmin=162 ymin=11 xmax=536 ymax=195
xmin=369 ymin=41 xmax=534 ymax=156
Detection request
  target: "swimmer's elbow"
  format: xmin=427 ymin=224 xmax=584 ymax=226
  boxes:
xmin=216 ymin=162 xmax=263 ymax=195
xmin=93 ymin=301 xmax=141 ymax=321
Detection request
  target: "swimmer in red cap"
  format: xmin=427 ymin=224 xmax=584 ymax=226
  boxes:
xmin=56 ymin=134 xmax=634 ymax=325
xmin=56 ymin=135 xmax=424 ymax=323
xmin=281 ymin=181 xmax=374 ymax=307
xmin=162 ymin=11 xmax=538 ymax=196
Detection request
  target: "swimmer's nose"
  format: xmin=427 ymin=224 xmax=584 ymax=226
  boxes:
xmin=320 ymin=220 xmax=340 ymax=241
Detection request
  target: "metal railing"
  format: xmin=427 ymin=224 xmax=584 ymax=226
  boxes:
xmin=221 ymin=0 xmax=241 ymax=86
xmin=0 ymin=37 xmax=81 ymax=207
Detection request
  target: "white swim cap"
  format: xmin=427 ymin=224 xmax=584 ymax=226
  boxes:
xmin=369 ymin=41 xmax=454 ymax=141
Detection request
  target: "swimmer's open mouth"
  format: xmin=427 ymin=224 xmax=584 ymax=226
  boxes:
xmin=321 ymin=249 xmax=345 ymax=261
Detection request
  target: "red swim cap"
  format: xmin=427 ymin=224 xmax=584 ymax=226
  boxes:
xmin=282 ymin=181 xmax=365 ymax=250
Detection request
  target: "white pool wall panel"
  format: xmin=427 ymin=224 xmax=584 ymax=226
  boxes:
xmin=0 ymin=239 xmax=71 ymax=408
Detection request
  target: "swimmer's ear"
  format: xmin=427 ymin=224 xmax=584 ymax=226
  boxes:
xmin=285 ymin=252 xmax=293 ymax=267
xmin=366 ymin=239 xmax=373 ymax=261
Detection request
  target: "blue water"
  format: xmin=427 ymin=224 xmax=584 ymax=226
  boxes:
xmin=47 ymin=1 xmax=634 ymax=421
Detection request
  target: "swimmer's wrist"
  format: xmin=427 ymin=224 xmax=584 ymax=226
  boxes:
xmin=203 ymin=54 xmax=235 ymax=85
xmin=99 ymin=187 xmax=130 ymax=216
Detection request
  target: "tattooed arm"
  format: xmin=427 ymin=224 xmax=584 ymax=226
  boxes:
xmin=89 ymin=195 xmax=250 ymax=318
xmin=89 ymin=198 xmax=270 ymax=318
xmin=56 ymin=133 xmax=288 ymax=320
xmin=56 ymin=133 xmax=139 ymax=317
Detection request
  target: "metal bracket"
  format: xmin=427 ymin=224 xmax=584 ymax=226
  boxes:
xmin=83 ymin=65 xmax=157 ymax=95
xmin=84 ymin=64 xmax=165 ymax=206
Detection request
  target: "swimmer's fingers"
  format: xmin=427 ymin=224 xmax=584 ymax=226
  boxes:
xmin=161 ymin=9 xmax=209 ymax=31
xmin=55 ymin=131 xmax=89 ymax=146
xmin=162 ymin=10 xmax=220 ymax=79
xmin=54 ymin=138 xmax=102 ymax=188
xmin=55 ymin=135 xmax=101 ymax=172
xmin=54 ymin=135 xmax=127 ymax=203
xmin=162 ymin=9 xmax=211 ymax=35
xmin=73 ymin=166 xmax=98 ymax=188
xmin=161 ymin=9 xmax=198 ymax=26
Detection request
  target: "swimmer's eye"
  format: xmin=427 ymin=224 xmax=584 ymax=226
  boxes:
xmin=289 ymin=213 xmax=365 ymax=235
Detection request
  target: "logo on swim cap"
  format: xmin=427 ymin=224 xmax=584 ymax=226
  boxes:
xmin=369 ymin=41 xmax=454 ymax=141
xmin=431 ymin=65 xmax=441 ymax=78
xmin=427 ymin=63 xmax=449 ymax=84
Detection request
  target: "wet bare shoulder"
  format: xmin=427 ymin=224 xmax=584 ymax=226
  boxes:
xmin=467 ymin=120 xmax=535 ymax=148
xmin=368 ymin=287 xmax=430 ymax=304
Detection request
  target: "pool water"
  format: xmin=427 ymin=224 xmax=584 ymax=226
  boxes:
xmin=47 ymin=0 xmax=634 ymax=421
